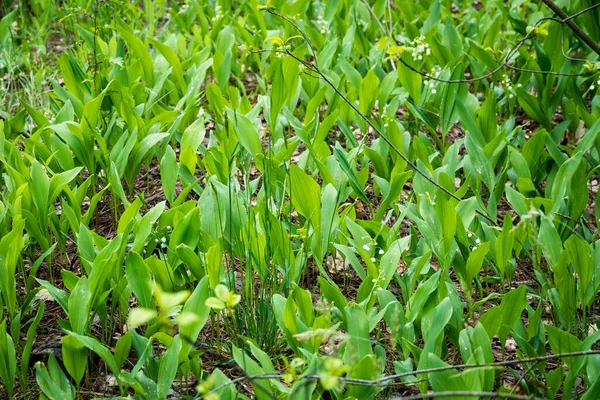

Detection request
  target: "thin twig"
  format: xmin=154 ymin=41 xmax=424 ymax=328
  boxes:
xmin=206 ymin=350 xmax=600 ymax=394
xmin=360 ymin=0 xmax=396 ymax=70
xmin=508 ymin=358 xmax=542 ymax=397
xmin=540 ymin=0 xmax=600 ymax=57
xmin=263 ymin=9 xmax=497 ymax=224
xmin=384 ymin=391 xmax=539 ymax=399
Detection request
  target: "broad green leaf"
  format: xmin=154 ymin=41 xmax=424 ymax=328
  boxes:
xmin=157 ymin=335 xmax=182 ymax=400
xmin=35 ymin=355 xmax=74 ymax=400
xmin=0 ymin=320 xmax=16 ymax=397
xmin=62 ymin=335 xmax=87 ymax=385
xmin=125 ymin=252 xmax=153 ymax=308
xmin=67 ymin=277 xmax=91 ymax=334
xmin=288 ymin=164 xmax=321 ymax=224
xmin=64 ymin=331 xmax=120 ymax=377
xmin=118 ymin=21 xmax=154 ymax=85
xmin=161 ymin=145 xmax=178 ymax=204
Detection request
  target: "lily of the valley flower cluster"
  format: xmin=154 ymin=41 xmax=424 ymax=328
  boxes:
xmin=501 ymin=73 xmax=522 ymax=99
xmin=411 ymin=35 xmax=431 ymax=60
xmin=211 ymin=4 xmax=221 ymax=22
xmin=316 ymin=15 xmax=330 ymax=34
xmin=423 ymin=66 xmax=442 ymax=94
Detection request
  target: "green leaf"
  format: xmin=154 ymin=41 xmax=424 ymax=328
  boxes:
xmin=62 ymin=335 xmax=88 ymax=385
xmin=270 ymin=61 xmax=286 ymax=131
xmin=465 ymin=242 xmax=490 ymax=285
xmin=150 ymin=39 xmax=185 ymax=94
xmin=127 ymin=308 xmax=157 ymax=328
xmin=115 ymin=331 xmax=133 ymax=369
xmin=161 ymin=145 xmax=178 ymax=204
xmin=358 ymin=69 xmax=380 ymax=116
xmin=318 ymin=277 xmax=348 ymax=311
xmin=180 ymin=277 xmax=210 ymax=357
xmin=316 ymin=183 xmax=338 ymax=263
xmin=516 ymin=87 xmax=551 ymax=130
xmin=498 ymin=285 xmax=527 ymax=343
xmin=440 ymin=64 xmax=465 ymax=135
xmin=344 ymin=304 xmax=372 ymax=364
xmin=118 ymin=20 xmax=154 ymax=85
xmin=233 ymin=112 xmax=262 ymax=156
xmin=538 ymin=216 xmax=562 ymax=270
xmin=49 ymin=167 xmax=82 ymax=201
xmin=288 ymin=164 xmax=321 ymax=224
xmin=125 ymin=252 xmax=153 ymax=309
xmin=35 ymin=356 xmax=74 ymax=400
xmin=550 ymin=155 xmax=581 ymax=214
xmin=30 ymin=160 xmax=50 ymax=221
xmin=398 ymin=59 xmax=421 ymax=103
xmin=423 ymin=297 xmax=453 ymax=353
xmin=564 ymin=235 xmax=593 ymax=305
xmin=333 ymin=145 xmax=370 ymax=206
xmin=0 ymin=319 xmax=16 ymax=397
xmin=546 ymin=325 xmax=582 ymax=371
xmin=157 ymin=335 xmax=182 ymax=400
xmin=117 ymin=197 xmax=142 ymax=234
xmin=109 ymin=161 xmax=130 ymax=208
xmin=232 ymin=345 xmax=273 ymax=400
xmin=67 ymin=276 xmax=91 ymax=335
xmin=64 ymin=331 xmax=120 ymax=378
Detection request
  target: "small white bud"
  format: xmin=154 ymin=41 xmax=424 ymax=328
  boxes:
xmin=431 ymin=89 xmax=436 ymax=94
xmin=161 ymin=237 xmax=167 ymax=243
xmin=362 ymin=244 xmax=370 ymax=251
xmin=370 ymin=257 xmax=376 ymax=262
xmin=417 ymin=55 xmax=423 ymax=60
xmin=378 ymin=249 xmax=385 ymax=255
xmin=591 ymin=85 xmax=596 ymax=91
xmin=475 ymin=238 xmax=481 ymax=244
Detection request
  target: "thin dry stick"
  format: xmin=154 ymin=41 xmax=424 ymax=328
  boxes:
xmin=540 ymin=0 xmax=600 ymax=57
xmin=384 ymin=392 xmax=539 ymax=400
xmin=361 ymin=3 xmax=599 ymax=83
xmin=261 ymin=5 xmax=600 ymax=227
xmin=508 ymin=358 xmax=543 ymax=397
xmin=263 ymin=8 xmax=497 ymax=224
xmin=361 ymin=0 xmax=396 ymax=70
xmin=206 ymin=350 xmax=600 ymax=394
